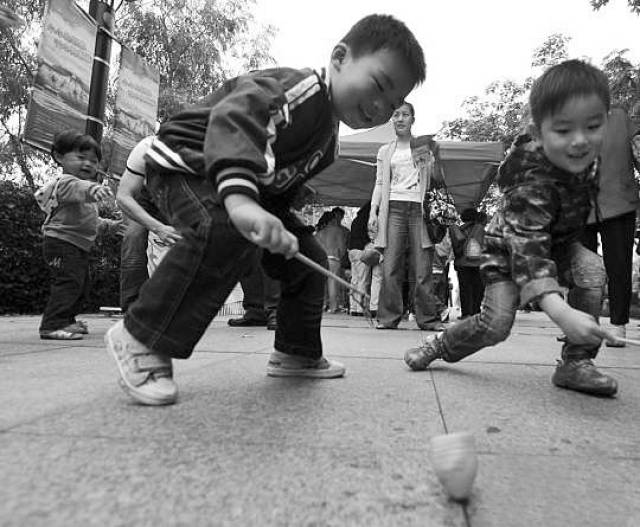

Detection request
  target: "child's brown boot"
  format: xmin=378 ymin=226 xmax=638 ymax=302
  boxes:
xmin=551 ymin=359 xmax=618 ymax=397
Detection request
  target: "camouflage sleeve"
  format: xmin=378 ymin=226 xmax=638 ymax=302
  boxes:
xmin=502 ymin=180 xmax=564 ymax=306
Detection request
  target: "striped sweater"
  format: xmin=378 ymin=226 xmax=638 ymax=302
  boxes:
xmin=145 ymin=67 xmax=339 ymax=208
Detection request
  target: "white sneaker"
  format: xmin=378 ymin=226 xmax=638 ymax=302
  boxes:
xmin=105 ymin=320 xmax=178 ymax=405
xmin=606 ymin=324 xmax=626 ymax=348
xmin=266 ymin=351 xmax=346 ymax=378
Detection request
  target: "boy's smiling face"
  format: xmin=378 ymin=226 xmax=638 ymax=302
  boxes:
xmin=329 ymin=44 xmax=416 ymax=129
xmin=537 ymin=94 xmax=608 ymax=174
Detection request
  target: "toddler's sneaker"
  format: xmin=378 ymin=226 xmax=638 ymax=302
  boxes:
xmin=40 ymin=329 xmax=83 ymax=340
xmin=551 ymin=359 xmax=618 ymax=397
xmin=266 ymin=351 xmax=345 ymax=379
xmin=105 ymin=320 xmax=178 ymax=405
xmin=605 ymin=324 xmax=626 ymax=348
xmin=404 ymin=335 xmax=444 ymax=371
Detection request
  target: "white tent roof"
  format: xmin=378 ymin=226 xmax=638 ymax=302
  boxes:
xmin=308 ymin=122 xmax=505 ymax=211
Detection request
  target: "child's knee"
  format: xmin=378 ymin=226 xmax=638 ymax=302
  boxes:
xmin=572 ymin=254 xmax=606 ymax=289
xmin=480 ymin=310 xmax=514 ymax=344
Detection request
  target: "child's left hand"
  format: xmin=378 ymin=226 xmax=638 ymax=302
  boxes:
xmin=92 ymin=185 xmax=113 ymax=202
xmin=113 ymin=218 xmax=126 ymax=237
xmin=556 ymin=307 xmax=609 ymax=346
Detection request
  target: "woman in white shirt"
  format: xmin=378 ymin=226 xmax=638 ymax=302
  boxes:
xmin=368 ymin=102 xmax=445 ymax=330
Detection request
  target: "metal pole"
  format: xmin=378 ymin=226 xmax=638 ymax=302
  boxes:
xmin=85 ymin=0 xmax=114 ymax=142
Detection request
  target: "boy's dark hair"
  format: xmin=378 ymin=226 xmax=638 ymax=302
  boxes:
xmin=529 ymin=59 xmax=610 ymax=128
xmin=331 ymin=207 xmax=345 ymax=219
xmin=51 ymin=130 xmax=102 ymax=163
xmin=341 ymin=14 xmax=426 ymax=86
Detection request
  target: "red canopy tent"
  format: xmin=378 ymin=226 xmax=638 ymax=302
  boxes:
xmin=308 ymin=121 xmax=504 ymax=212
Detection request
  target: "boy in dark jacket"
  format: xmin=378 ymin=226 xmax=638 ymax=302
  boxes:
xmin=105 ymin=14 xmax=426 ymax=406
xmin=405 ymin=60 xmax=618 ymax=397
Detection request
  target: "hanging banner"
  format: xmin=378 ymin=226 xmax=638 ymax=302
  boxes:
xmin=108 ymin=48 xmax=159 ymax=175
xmin=24 ymin=0 xmax=95 ymax=151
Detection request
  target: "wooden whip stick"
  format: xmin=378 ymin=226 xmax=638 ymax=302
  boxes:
xmin=294 ymin=252 xmax=371 ymax=303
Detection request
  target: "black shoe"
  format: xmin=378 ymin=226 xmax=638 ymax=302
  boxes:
xmin=228 ymin=315 xmax=267 ymax=327
xmin=551 ymin=359 xmax=618 ymax=397
xmin=375 ymin=322 xmax=397 ymax=329
xmin=419 ymin=321 xmax=447 ymax=331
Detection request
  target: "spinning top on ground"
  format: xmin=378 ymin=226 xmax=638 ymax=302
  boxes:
xmin=428 ymin=431 xmax=478 ymax=501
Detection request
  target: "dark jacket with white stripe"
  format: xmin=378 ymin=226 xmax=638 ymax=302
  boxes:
xmin=145 ymin=67 xmax=338 ymax=212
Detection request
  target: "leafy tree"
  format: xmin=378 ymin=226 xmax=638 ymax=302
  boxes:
xmin=531 ymin=33 xmax=571 ymax=70
xmin=590 ymin=0 xmax=640 ymax=14
xmin=114 ymin=0 xmax=276 ymax=121
xmin=0 ymin=0 xmax=48 ymax=188
xmin=0 ymin=0 xmax=276 ymax=187
xmin=601 ymin=49 xmax=640 ymax=110
xmin=438 ymin=79 xmax=528 ymax=148
xmin=438 ymin=34 xmax=572 ymax=149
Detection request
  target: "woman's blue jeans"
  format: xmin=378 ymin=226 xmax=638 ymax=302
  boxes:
xmin=125 ymin=170 xmax=326 ymax=360
xmin=441 ymin=242 xmax=606 ymax=361
xmin=119 ymin=217 xmax=148 ymax=311
xmin=378 ymin=201 xmax=440 ymax=328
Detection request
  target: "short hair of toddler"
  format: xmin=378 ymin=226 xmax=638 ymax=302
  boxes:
xmin=529 ymin=59 xmax=610 ymax=128
xmin=340 ymin=14 xmax=426 ymax=86
xmin=51 ymin=130 xmax=102 ymax=163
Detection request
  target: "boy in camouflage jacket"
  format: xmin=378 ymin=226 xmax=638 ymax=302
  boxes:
xmin=405 ymin=60 xmax=618 ymax=397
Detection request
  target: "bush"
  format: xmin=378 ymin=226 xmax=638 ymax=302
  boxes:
xmin=0 ymin=180 xmax=122 ymax=315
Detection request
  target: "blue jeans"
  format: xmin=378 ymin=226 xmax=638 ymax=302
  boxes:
xmin=378 ymin=201 xmax=439 ymax=328
xmin=125 ymin=170 xmax=326 ymax=360
xmin=119 ymin=217 xmax=148 ymax=311
xmin=440 ymin=242 xmax=605 ymax=361
xmin=40 ymin=237 xmax=90 ymax=332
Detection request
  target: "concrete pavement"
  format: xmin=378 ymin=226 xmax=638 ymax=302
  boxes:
xmin=1 ymin=311 xmax=639 ymax=526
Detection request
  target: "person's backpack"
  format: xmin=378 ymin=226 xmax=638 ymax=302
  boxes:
xmin=34 ymin=177 xmax=62 ymax=227
xmin=463 ymin=223 xmax=485 ymax=260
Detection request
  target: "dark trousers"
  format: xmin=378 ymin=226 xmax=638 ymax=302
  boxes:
xmin=432 ymin=263 xmax=450 ymax=312
xmin=40 ymin=237 xmax=90 ymax=332
xmin=456 ymin=266 xmax=485 ymax=317
xmin=126 ymin=171 xmax=326 ymax=360
xmin=239 ymin=249 xmax=281 ymax=321
xmin=581 ymin=210 xmax=636 ymax=325
xmin=119 ymin=217 xmax=148 ymax=312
